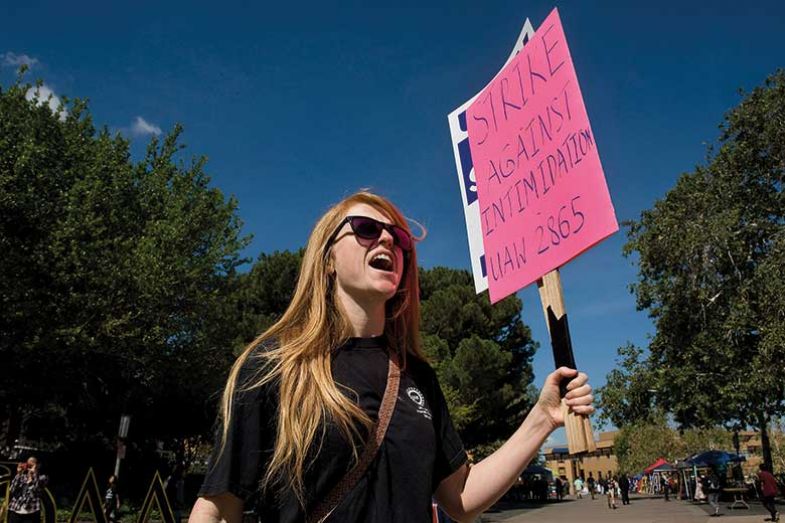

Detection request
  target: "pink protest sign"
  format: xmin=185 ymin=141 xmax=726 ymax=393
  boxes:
xmin=466 ymin=8 xmax=618 ymax=304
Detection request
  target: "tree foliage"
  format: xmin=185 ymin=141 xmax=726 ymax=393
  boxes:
xmin=1 ymin=73 xmax=539 ymax=465
xmin=599 ymin=70 xmax=785 ymax=469
xmin=229 ymin=249 xmax=304 ymax=348
xmin=596 ymin=343 xmax=657 ymax=429
xmin=615 ymin=419 xmax=733 ymax=475
xmin=419 ymin=267 xmax=538 ymax=447
xmin=0 ymin=76 xmax=250 ymax=450
xmin=680 ymin=427 xmax=732 ymax=457
xmin=614 ymin=418 xmax=682 ymax=476
xmin=768 ymin=418 xmax=785 ymax=472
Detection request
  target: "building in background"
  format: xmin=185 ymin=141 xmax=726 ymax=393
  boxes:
xmin=544 ymin=429 xmax=772 ymax=492
xmin=543 ymin=431 xmax=619 ymax=493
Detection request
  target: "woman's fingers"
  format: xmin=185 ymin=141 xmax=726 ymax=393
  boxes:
xmin=565 ymin=383 xmax=592 ymax=400
xmin=565 ymin=371 xmax=589 ymax=391
xmin=549 ymin=367 xmax=578 ymax=386
xmin=546 ymin=369 xmax=594 ymax=415
xmin=564 ymin=371 xmax=593 ymax=414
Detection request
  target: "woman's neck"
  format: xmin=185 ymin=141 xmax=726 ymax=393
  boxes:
xmin=336 ymin=288 xmax=385 ymax=337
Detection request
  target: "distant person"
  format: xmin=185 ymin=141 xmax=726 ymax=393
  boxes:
xmin=103 ymin=475 xmax=120 ymax=523
xmin=574 ymin=477 xmax=584 ymax=499
xmin=661 ymin=474 xmax=670 ymax=501
xmin=587 ymin=473 xmax=596 ymax=500
xmin=619 ymin=474 xmax=630 ymax=505
xmin=554 ymin=477 xmax=564 ymax=501
xmin=538 ymin=478 xmax=548 ymax=502
xmin=694 ymin=474 xmax=705 ymax=502
xmin=671 ymin=474 xmax=680 ymax=500
xmin=8 ymin=456 xmax=48 ymax=523
xmin=606 ymin=477 xmax=618 ymax=510
xmin=757 ymin=464 xmax=779 ymax=522
xmin=703 ymin=471 xmax=721 ymax=517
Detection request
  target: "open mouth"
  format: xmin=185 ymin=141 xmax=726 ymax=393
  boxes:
xmin=369 ymin=252 xmax=394 ymax=273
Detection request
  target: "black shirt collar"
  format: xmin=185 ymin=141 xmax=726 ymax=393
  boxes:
xmin=342 ymin=336 xmax=386 ymax=350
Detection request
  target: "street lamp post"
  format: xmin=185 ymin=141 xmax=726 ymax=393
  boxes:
xmin=114 ymin=415 xmax=131 ymax=478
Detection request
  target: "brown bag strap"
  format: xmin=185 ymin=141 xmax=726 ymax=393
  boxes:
xmin=307 ymin=349 xmax=401 ymax=523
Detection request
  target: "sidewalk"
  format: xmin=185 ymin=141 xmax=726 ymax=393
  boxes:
xmin=480 ymin=494 xmax=779 ymax=523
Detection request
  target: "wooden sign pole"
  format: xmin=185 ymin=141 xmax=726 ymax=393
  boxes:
xmin=536 ymin=269 xmax=596 ymax=455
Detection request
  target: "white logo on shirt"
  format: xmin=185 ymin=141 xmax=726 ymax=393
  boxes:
xmin=406 ymin=387 xmax=432 ymax=420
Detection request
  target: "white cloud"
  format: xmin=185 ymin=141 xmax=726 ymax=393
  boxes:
xmin=131 ymin=116 xmax=162 ymax=136
xmin=25 ymin=84 xmax=67 ymax=122
xmin=2 ymin=52 xmax=39 ymax=68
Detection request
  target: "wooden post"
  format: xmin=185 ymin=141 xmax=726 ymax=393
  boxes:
xmin=537 ymin=269 xmax=596 ymax=455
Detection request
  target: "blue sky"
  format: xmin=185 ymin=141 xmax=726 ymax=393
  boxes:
xmin=3 ymin=1 xmax=784 ymax=444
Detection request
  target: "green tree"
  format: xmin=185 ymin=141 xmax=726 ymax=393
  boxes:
xmin=614 ymin=418 xmax=682 ymax=475
xmin=607 ymin=70 xmax=785 ymax=470
xmin=419 ymin=267 xmax=538 ymax=447
xmin=229 ymin=249 xmax=305 ymax=348
xmin=0 ymin=75 xmax=249 ymax=451
xmin=596 ymin=343 xmax=658 ymax=429
xmin=769 ymin=418 xmax=785 ymax=472
xmin=615 ymin=421 xmax=735 ymax=475
xmin=680 ymin=427 xmax=732 ymax=457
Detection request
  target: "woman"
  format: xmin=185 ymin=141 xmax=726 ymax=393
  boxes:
xmin=189 ymin=191 xmax=594 ymax=523
xmin=8 ymin=457 xmax=47 ymax=523
xmin=606 ymin=477 xmax=617 ymax=510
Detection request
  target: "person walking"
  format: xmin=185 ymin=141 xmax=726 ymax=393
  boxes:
xmin=661 ymin=474 xmax=670 ymax=501
xmin=704 ymin=470 xmax=721 ymax=517
xmin=8 ymin=457 xmax=48 ymax=523
xmin=587 ymin=473 xmax=596 ymax=500
xmin=574 ymin=477 xmax=584 ymax=499
xmin=671 ymin=474 xmax=680 ymax=500
xmin=554 ymin=477 xmax=564 ymax=501
xmin=694 ymin=474 xmax=705 ymax=502
xmin=187 ymin=192 xmax=596 ymax=523
xmin=619 ymin=474 xmax=630 ymax=505
xmin=757 ymin=464 xmax=779 ymax=522
xmin=606 ymin=477 xmax=618 ymax=510
xmin=103 ymin=475 xmax=120 ymax=523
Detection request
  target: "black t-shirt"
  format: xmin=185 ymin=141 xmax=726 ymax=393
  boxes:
xmin=198 ymin=337 xmax=467 ymax=522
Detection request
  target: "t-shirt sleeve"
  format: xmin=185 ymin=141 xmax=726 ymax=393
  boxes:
xmin=430 ymin=369 xmax=468 ymax=488
xmin=198 ymin=358 xmax=275 ymax=502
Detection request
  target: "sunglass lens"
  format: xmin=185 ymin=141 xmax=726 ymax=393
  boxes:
xmin=351 ymin=217 xmax=383 ymax=240
xmin=392 ymin=226 xmax=412 ymax=251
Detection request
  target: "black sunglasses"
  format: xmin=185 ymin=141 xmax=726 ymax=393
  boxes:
xmin=327 ymin=215 xmax=413 ymax=252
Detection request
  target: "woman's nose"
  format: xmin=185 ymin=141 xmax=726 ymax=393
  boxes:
xmin=378 ymin=227 xmax=394 ymax=248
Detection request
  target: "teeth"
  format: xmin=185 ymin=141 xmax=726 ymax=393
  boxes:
xmin=370 ymin=253 xmax=394 ymax=271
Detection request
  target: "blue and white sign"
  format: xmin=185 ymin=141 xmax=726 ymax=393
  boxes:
xmin=448 ymin=17 xmax=535 ymax=293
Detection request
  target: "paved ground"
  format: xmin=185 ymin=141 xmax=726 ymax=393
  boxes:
xmin=479 ymin=494 xmax=781 ymax=523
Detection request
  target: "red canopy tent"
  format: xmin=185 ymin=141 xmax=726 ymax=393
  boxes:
xmin=644 ymin=457 xmax=671 ymax=475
